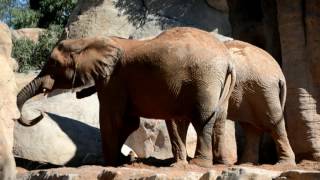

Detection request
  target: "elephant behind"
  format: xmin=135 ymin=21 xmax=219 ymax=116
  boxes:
xmin=167 ymin=40 xmax=295 ymax=166
xmin=16 ymin=27 xmax=236 ymax=167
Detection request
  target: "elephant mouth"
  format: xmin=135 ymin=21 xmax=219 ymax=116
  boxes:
xmin=41 ymin=75 xmax=55 ymax=96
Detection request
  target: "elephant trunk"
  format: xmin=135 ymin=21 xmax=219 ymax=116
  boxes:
xmin=16 ymin=77 xmax=45 ymax=126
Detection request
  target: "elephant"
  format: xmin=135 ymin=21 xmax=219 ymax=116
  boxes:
xmin=16 ymin=27 xmax=236 ymax=167
xmin=164 ymin=40 xmax=296 ymax=166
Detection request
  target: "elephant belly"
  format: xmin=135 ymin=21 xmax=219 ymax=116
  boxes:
xmin=228 ymin=91 xmax=272 ymax=130
xmin=124 ymin=64 xmax=216 ymax=120
xmin=129 ymin=97 xmax=180 ymax=119
xmin=228 ymin=90 xmax=258 ymax=125
xmin=127 ymin=83 xmax=186 ymax=119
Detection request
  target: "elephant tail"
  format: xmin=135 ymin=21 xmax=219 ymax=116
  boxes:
xmin=279 ymin=79 xmax=287 ymax=111
xmin=217 ymin=63 xmax=236 ymax=108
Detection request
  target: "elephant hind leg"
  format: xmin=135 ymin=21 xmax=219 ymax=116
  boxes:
xmin=262 ymin=97 xmax=295 ymax=165
xmin=166 ymin=119 xmax=189 ymax=167
xmin=212 ymin=102 xmax=237 ymax=165
xmin=270 ymin=119 xmax=296 ymax=165
xmin=190 ymin=103 xmax=229 ymax=167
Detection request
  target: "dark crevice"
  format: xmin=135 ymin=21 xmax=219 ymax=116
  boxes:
xmin=301 ymin=0 xmax=307 ymax=46
xmin=227 ymin=0 xmax=282 ymax=163
xmin=227 ymin=0 xmax=282 ymax=66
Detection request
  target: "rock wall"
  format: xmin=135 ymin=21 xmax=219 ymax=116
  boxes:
xmin=276 ymin=0 xmax=320 ymax=161
xmin=227 ymin=0 xmax=320 ymax=162
xmin=64 ymin=0 xmax=231 ymax=39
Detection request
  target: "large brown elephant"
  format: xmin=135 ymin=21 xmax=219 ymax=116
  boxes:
xmin=16 ymin=27 xmax=236 ymax=167
xmin=166 ymin=40 xmax=295 ymax=166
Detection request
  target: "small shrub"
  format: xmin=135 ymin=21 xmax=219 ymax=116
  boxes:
xmin=12 ymin=38 xmax=37 ymax=72
xmin=12 ymin=24 xmax=63 ymax=72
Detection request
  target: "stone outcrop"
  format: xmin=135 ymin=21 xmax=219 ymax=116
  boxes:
xmin=13 ymin=90 xmax=103 ymax=166
xmin=0 ymin=22 xmax=20 ymax=180
xmin=11 ymin=28 xmax=45 ymax=42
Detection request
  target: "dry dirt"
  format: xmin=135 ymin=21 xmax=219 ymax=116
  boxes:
xmin=17 ymin=158 xmax=320 ymax=177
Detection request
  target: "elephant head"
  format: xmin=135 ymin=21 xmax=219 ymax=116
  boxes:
xmin=16 ymin=37 xmax=123 ymax=126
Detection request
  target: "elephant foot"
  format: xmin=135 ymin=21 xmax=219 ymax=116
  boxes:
xmin=119 ymin=151 xmax=138 ymax=165
xmin=275 ymin=159 xmax=296 ymax=167
xmin=239 ymin=158 xmax=258 ymax=166
xmin=190 ymin=157 xmax=212 ymax=168
xmin=238 ymin=162 xmax=256 ymax=166
xmin=312 ymin=153 xmax=320 ymax=161
xmin=170 ymin=160 xmax=188 ymax=168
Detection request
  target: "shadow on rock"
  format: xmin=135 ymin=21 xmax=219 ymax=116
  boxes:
xmin=46 ymin=112 xmax=104 ymax=166
xmin=16 ymin=112 xmax=104 ymax=170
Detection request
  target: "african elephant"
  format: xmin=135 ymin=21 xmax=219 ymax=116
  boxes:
xmin=16 ymin=27 xmax=236 ymax=167
xmin=167 ymin=40 xmax=295 ymax=166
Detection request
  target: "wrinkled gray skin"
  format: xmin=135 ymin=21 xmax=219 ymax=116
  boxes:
xmin=167 ymin=40 xmax=296 ymax=166
xmin=16 ymin=27 xmax=236 ymax=167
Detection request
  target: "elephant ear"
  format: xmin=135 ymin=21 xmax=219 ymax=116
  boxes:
xmin=58 ymin=37 xmax=124 ymax=85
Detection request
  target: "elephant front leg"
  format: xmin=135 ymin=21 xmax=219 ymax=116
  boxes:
xmin=119 ymin=115 xmax=140 ymax=164
xmin=100 ymin=114 xmax=140 ymax=166
xmin=166 ymin=119 xmax=189 ymax=167
xmin=99 ymin=116 xmax=122 ymax=166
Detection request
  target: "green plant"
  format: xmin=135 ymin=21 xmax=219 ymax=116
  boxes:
xmin=1 ymin=0 xmax=77 ymax=29
xmin=12 ymin=25 xmax=63 ymax=72
xmin=33 ymin=25 xmax=63 ymax=68
xmin=12 ymin=38 xmax=36 ymax=72
xmin=30 ymin=0 xmax=77 ymax=28
xmin=10 ymin=8 xmax=40 ymax=29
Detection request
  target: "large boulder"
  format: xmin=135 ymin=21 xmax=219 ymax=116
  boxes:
xmin=126 ymin=119 xmax=197 ymax=159
xmin=13 ymin=91 xmax=103 ymax=166
xmin=64 ymin=0 xmax=231 ymax=39
xmin=0 ymin=22 xmax=20 ymax=179
xmin=0 ymin=57 xmax=19 ymax=179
